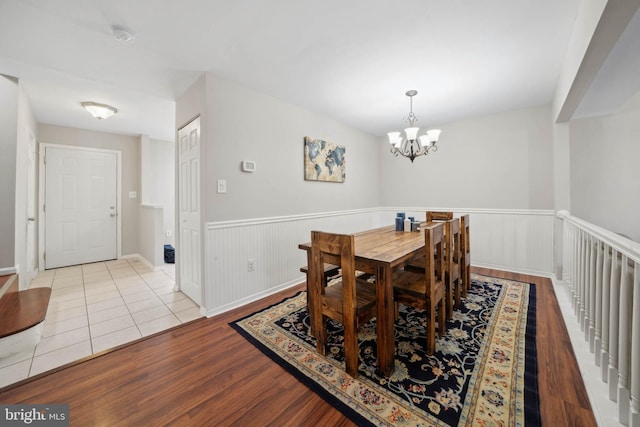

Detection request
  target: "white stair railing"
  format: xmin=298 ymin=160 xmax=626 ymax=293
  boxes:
xmin=559 ymin=211 xmax=640 ymax=426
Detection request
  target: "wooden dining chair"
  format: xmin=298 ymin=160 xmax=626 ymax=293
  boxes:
xmin=309 ymin=231 xmax=377 ymax=378
xmin=393 ymin=222 xmax=446 ymax=355
xmin=406 ymin=212 xmax=461 ymax=318
xmin=460 ymin=214 xmax=471 ymax=297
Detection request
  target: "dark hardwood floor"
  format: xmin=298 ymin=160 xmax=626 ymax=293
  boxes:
xmin=0 ymin=267 xmax=597 ymax=426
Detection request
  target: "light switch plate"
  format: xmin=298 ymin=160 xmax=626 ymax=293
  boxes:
xmin=217 ymin=179 xmax=227 ymax=193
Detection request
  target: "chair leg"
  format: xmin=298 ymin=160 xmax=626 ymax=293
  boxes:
xmin=314 ymin=316 xmax=328 ymax=356
xmin=466 ymin=268 xmax=471 ymax=294
xmin=438 ymin=298 xmax=447 ymax=337
xmin=343 ymin=319 xmax=359 ymax=378
xmin=426 ymin=306 xmax=436 ymax=356
xmin=445 ymin=274 xmax=453 ymax=320
xmin=454 ymin=277 xmax=461 ymax=308
xmin=461 ymin=271 xmax=468 ymax=299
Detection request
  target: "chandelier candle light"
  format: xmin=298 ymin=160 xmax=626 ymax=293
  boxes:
xmin=387 ymin=90 xmax=441 ymax=163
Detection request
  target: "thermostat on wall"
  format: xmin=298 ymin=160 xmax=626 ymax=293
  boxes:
xmin=241 ymin=160 xmax=256 ymax=173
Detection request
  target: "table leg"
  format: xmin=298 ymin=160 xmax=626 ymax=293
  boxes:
xmin=305 ymin=250 xmax=315 ymax=335
xmin=376 ymin=265 xmax=395 ymax=377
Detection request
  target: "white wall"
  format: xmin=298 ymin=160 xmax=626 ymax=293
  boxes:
xmin=552 ymin=0 xmax=607 ymax=121
xmin=37 ymin=125 xmax=141 ymax=256
xmin=176 ymin=73 xmax=380 ymax=312
xmin=138 ymin=205 xmax=164 ymax=267
xmin=140 ymin=135 xmax=175 ymax=245
xmin=379 ymin=105 xmax=554 ymax=210
xmin=569 ymin=103 xmax=640 ymax=242
xmin=203 ymin=73 xmax=380 ymax=221
xmin=0 ymin=75 xmax=18 ymax=272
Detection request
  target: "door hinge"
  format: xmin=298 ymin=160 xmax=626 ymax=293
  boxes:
xmin=43 ymin=252 xmax=46 ymax=261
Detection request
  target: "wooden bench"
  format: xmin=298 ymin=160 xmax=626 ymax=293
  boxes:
xmin=0 ymin=275 xmax=51 ymax=339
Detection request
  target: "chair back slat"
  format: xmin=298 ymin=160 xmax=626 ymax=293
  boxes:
xmin=424 ymin=222 xmax=445 ymax=295
xmin=459 ymin=215 xmax=471 ymax=296
xmin=426 ymin=211 xmax=454 ymax=222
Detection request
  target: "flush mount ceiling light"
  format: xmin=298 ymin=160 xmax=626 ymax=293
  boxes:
xmin=387 ymin=90 xmax=442 ymax=163
xmin=81 ymin=102 xmax=118 ymax=120
xmin=111 ymin=25 xmax=135 ymax=42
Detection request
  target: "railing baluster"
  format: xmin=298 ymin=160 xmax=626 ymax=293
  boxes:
xmin=630 ymin=261 xmax=640 ymax=427
xmin=588 ymin=235 xmax=597 ymax=346
xmin=569 ymin=224 xmax=576 ymax=307
xmin=573 ymin=225 xmax=580 ymax=311
xmin=601 ymin=244 xmax=612 ymax=380
xmin=578 ymin=230 xmax=585 ymax=325
xmin=610 ymin=249 xmax=620 ymax=401
xmin=562 ymin=222 xmax=572 ymax=283
xmin=618 ymin=256 xmax=632 ymax=425
xmin=594 ymin=241 xmax=604 ymax=362
xmin=584 ymin=232 xmax=590 ymax=333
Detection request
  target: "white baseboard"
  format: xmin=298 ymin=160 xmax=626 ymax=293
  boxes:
xmin=0 ymin=266 xmax=17 ymax=276
xmin=203 ymin=276 xmax=304 ymax=318
xmin=121 ymin=253 xmax=168 ymax=272
xmin=472 ymin=262 xmax=555 ymax=280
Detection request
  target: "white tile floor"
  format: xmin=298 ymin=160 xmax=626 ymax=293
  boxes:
xmin=0 ymin=257 xmax=203 ymax=389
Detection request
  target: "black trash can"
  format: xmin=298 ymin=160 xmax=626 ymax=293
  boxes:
xmin=164 ymin=244 xmax=175 ymax=264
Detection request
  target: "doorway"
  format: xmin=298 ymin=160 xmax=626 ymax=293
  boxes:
xmin=40 ymin=144 xmax=121 ymax=269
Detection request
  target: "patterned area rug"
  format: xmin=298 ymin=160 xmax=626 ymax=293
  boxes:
xmin=230 ymin=274 xmax=539 ymax=426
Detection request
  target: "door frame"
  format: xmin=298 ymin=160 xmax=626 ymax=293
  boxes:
xmin=38 ymin=143 xmax=122 ymax=269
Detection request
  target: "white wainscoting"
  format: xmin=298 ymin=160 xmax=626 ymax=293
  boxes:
xmin=202 ymin=208 xmax=555 ymax=317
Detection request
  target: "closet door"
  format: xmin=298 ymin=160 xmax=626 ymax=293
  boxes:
xmin=178 ymin=117 xmax=202 ymax=305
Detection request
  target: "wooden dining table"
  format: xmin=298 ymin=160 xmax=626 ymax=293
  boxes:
xmin=298 ymin=225 xmax=426 ymax=377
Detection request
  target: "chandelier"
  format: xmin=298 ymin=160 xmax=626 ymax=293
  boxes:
xmin=387 ymin=90 xmax=441 ymax=163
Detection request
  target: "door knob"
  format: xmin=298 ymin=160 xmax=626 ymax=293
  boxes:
xmin=110 ymin=213 xmax=116 ymax=217
xmin=27 ymin=217 xmax=35 ymax=222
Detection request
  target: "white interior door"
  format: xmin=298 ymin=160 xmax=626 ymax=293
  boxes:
xmin=178 ymin=117 xmax=202 ymax=305
xmin=45 ymin=146 xmax=117 ymax=269
xmin=26 ymin=133 xmax=36 ymax=280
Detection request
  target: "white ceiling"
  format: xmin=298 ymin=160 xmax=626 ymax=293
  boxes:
xmin=0 ymin=0 xmax=635 ymax=142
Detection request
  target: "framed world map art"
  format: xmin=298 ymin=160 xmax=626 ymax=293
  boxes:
xmin=303 ymin=136 xmax=346 ymax=183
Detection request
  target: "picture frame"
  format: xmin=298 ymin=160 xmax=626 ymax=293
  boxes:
xmin=303 ymin=136 xmax=345 ymax=183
